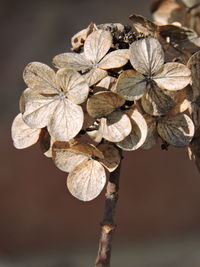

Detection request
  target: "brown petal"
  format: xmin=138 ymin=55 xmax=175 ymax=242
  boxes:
xmin=117 ymin=107 xmax=148 ymax=151
xmin=157 ymin=113 xmax=194 ymax=147
xmin=98 ymin=144 xmax=121 ymax=172
xmin=116 ymin=70 xmax=146 ymax=101
xmin=84 ymin=30 xmax=112 ymax=63
xmin=168 ymin=87 xmax=191 ymax=115
xmin=141 ymin=115 xmax=157 ymax=150
xmin=129 ymin=37 xmax=164 ymax=75
xmin=87 ymin=91 xmax=125 ymax=118
xmin=67 ymin=159 xmax=106 ymax=201
xmin=98 ymin=49 xmax=129 ymax=69
xmin=11 ymin=113 xmax=40 ymax=149
xmin=153 ymin=62 xmax=191 ymax=91
xmin=99 ymin=110 xmax=132 ymax=142
xmin=39 ymin=128 xmax=56 ymax=158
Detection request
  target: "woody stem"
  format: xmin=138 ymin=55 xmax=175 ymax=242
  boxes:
xmin=95 ymin=152 xmax=122 ymax=267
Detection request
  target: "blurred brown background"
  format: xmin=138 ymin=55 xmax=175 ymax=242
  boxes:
xmin=1 ymin=0 xmax=200 ymax=266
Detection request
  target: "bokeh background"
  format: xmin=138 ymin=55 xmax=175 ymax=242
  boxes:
xmin=1 ymin=0 xmax=200 ymax=266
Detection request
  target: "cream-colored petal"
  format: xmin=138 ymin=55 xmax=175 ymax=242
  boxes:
xmin=83 ymin=67 xmax=107 ymax=86
xmin=52 ymin=142 xmax=90 ymax=173
xmin=157 ymin=114 xmax=195 ymax=147
xmin=52 ymin=53 xmax=92 ymax=71
xmin=87 ymin=129 xmax=103 ymax=143
xmin=23 ymin=94 xmax=59 ymax=129
xmin=23 ymin=62 xmax=56 ymax=92
xmin=84 ymin=30 xmax=112 ymax=63
xmin=141 ymin=115 xmax=157 ymax=150
xmin=129 ymin=37 xmax=164 ymax=75
xmin=141 ymin=83 xmax=175 ymax=116
xmin=87 ymin=91 xmax=125 ymax=118
xmin=56 ymin=68 xmax=89 ymax=104
xmin=48 ymin=99 xmax=83 ymax=141
xmin=67 ymin=159 xmax=106 ymax=201
xmin=98 ymin=49 xmax=129 ymax=69
xmin=98 ymin=143 xmax=121 ymax=172
xmin=153 ymin=62 xmax=191 ymax=91
xmin=116 ymin=70 xmax=146 ymax=101
xmin=187 ymin=50 xmax=200 ymax=101
xmin=95 ymin=76 xmax=117 ymax=92
xmin=11 ymin=113 xmax=40 ymax=149
xmin=99 ymin=110 xmax=132 ymax=142
xmin=117 ymin=108 xmax=148 ymax=151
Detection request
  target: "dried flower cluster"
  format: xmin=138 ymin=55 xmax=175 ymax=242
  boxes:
xmin=12 ymin=0 xmax=200 ymax=202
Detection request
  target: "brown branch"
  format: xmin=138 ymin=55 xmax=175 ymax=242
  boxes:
xmin=95 ymin=153 xmax=122 ymax=267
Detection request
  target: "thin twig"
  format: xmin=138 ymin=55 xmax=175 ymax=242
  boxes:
xmin=95 ymin=152 xmax=122 ymax=267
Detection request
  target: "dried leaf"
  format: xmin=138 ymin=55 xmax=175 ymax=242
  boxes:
xmin=84 ymin=30 xmax=112 ymax=64
xmin=99 ymin=110 xmax=132 ymax=142
xmin=129 ymin=37 xmax=164 ymax=75
xmin=87 ymin=91 xmax=125 ymax=118
xmin=153 ymin=62 xmax=191 ymax=90
xmin=98 ymin=49 xmax=129 ymax=69
xmin=11 ymin=113 xmax=40 ymax=149
xmin=117 ymin=107 xmax=148 ymax=151
xmin=116 ymin=70 xmax=146 ymax=101
xmin=98 ymin=144 xmax=121 ymax=172
xmin=67 ymin=159 xmax=106 ymax=201
xmin=157 ymin=113 xmax=194 ymax=147
xmin=141 ymin=115 xmax=157 ymax=150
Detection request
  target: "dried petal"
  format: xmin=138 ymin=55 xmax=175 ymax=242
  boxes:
xmin=98 ymin=144 xmax=121 ymax=172
xmin=56 ymin=68 xmax=89 ymax=104
xmin=87 ymin=91 xmax=125 ymax=118
xmin=168 ymin=88 xmax=191 ymax=115
xmin=87 ymin=129 xmax=103 ymax=143
xmin=157 ymin=114 xmax=194 ymax=147
xmin=153 ymin=62 xmax=191 ymax=91
xmin=117 ymin=108 xmax=148 ymax=150
xmin=23 ymin=62 xmax=56 ymax=92
xmin=67 ymin=159 xmax=106 ymax=201
xmin=48 ymin=99 xmax=83 ymax=141
xmin=95 ymin=76 xmax=117 ymax=91
xmin=98 ymin=49 xmax=129 ymax=69
xmin=11 ymin=113 xmax=40 ymax=149
xmin=99 ymin=110 xmax=132 ymax=142
xmin=84 ymin=30 xmax=112 ymax=63
xmin=141 ymin=115 xmax=157 ymax=150
xmin=129 ymin=37 xmax=164 ymax=75
xmin=116 ymin=70 xmax=146 ymax=101
xmin=83 ymin=67 xmax=107 ymax=86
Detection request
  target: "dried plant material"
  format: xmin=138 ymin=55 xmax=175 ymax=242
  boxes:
xmin=87 ymin=91 xmax=125 ymax=118
xmin=116 ymin=70 xmax=146 ymax=101
xmin=141 ymin=115 xmax=157 ymax=150
xmin=39 ymin=128 xmax=56 ymax=158
xmin=99 ymin=110 xmax=132 ymax=142
xmin=177 ymin=0 xmax=198 ymax=8
xmin=71 ymin=23 xmax=97 ymax=51
xmin=169 ymin=87 xmax=191 ymax=115
xmin=117 ymin=107 xmax=148 ymax=150
xmin=11 ymin=113 xmax=40 ymax=149
xmin=187 ymin=50 xmax=200 ymax=101
xmin=53 ymin=142 xmax=103 ymax=173
xmin=129 ymin=13 xmax=158 ymax=37
xmin=53 ymin=30 xmax=129 ymax=86
xmin=157 ymin=113 xmax=195 ymax=146
xmin=95 ymin=76 xmax=117 ymax=92
xmin=98 ymin=144 xmax=121 ymax=172
xmin=67 ymin=159 xmax=106 ymax=201
xmin=189 ymin=126 xmax=200 ymax=172
xmin=87 ymin=128 xmax=103 ymax=143
xmin=22 ymin=63 xmax=89 ymax=141
xmin=153 ymin=62 xmax=191 ymax=90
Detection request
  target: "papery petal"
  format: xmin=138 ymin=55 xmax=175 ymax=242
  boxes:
xmin=83 ymin=67 xmax=107 ymax=86
xmin=157 ymin=114 xmax=195 ymax=147
xmin=153 ymin=62 xmax=191 ymax=91
xmin=39 ymin=128 xmax=56 ymax=158
xmin=95 ymin=76 xmax=117 ymax=92
xmin=98 ymin=49 xmax=129 ymax=69
xmin=67 ymin=159 xmax=106 ymax=201
xmin=11 ymin=113 xmax=40 ymax=149
xmin=23 ymin=62 xmax=56 ymax=92
xmin=168 ymin=88 xmax=191 ymax=115
xmin=98 ymin=143 xmax=121 ymax=172
xmin=48 ymin=99 xmax=83 ymax=141
xmin=141 ymin=83 xmax=175 ymax=116
xmin=52 ymin=53 xmax=92 ymax=71
xmin=84 ymin=30 xmax=112 ymax=63
xmin=56 ymin=68 xmax=89 ymax=104
xmin=99 ymin=110 xmax=132 ymax=142
xmin=87 ymin=91 xmax=125 ymax=118
xmin=141 ymin=115 xmax=157 ymax=150
xmin=87 ymin=129 xmax=103 ymax=143
xmin=117 ymin=108 xmax=148 ymax=150
xmin=116 ymin=70 xmax=146 ymax=100
xmin=129 ymin=37 xmax=164 ymax=75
